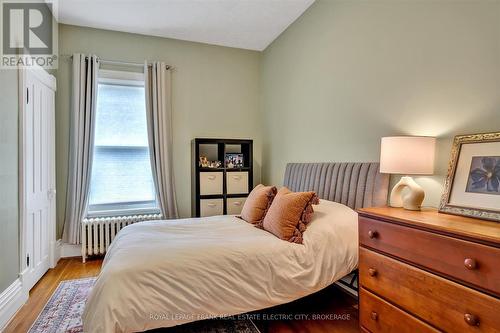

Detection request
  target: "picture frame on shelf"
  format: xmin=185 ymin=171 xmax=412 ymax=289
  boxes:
xmin=439 ymin=132 xmax=500 ymax=222
xmin=225 ymin=153 xmax=244 ymax=168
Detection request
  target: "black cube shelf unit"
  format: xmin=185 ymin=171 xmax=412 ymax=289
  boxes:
xmin=191 ymin=138 xmax=253 ymax=217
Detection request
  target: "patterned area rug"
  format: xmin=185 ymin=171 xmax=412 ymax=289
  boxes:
xmin=29 ymin=277 xmax=259 ymax=333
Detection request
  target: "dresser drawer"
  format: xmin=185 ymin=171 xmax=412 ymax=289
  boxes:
xmin=359 ymin=216 xmax=500 ymax=296
xmin=200 ymin=199 xmax=223 ymax=217
xmin=360 ymin=288 xmax=438 ymax=333
xmin=360 ymin=247 xmax=500 ymax=333
xmin=200 ymin=172 xmax=223 ymax=195
xmin=226 ymin=171 xmax=249 ymax=194
xmin=226 ymin=197 xmax=246 ymax=215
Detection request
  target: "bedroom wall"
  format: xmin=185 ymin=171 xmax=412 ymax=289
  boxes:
xmin=56 ymin=24 xmax=261 ymax=237
xmin=0 ymin=70 xmax=20 ymax=291
xmin=261 ymin=0 xmax=500 ymax=207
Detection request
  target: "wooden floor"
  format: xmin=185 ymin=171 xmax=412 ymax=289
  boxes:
xmin=4 ymin=258 xmax=359 ymax=333
xmin=4 ymin=258 xmax=102 ymax=333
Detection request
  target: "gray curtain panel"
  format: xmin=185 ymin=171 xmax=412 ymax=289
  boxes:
xmin=62 ymin=54 xmax=99 ymax=244
xmin=145 ymin=62 xmax=179 ymax=218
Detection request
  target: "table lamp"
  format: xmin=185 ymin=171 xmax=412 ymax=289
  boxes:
xmin=380 ymin=136 xmax=436 ymax=210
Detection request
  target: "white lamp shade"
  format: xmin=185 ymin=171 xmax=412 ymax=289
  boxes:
xmin=380 ymin=136 xmax=436 ymax=175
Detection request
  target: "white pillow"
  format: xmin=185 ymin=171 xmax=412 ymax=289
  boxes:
xmin=303 ymin=199 xmax=358 ymax=247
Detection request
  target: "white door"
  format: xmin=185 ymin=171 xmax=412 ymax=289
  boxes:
xmin=20 ymin=67 xmax=56 ymax=291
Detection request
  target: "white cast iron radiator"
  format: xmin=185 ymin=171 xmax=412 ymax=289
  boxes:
xmin=81 ymin=214 xmax=161 ymax=262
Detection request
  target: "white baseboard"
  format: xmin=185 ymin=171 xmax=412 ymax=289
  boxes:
xmin=0 ymin=279 xmax=29 ymax=330
xmin=1 ymin=239 xmax=65 ymax=330
xmin=55 ymin=239 xmax=62 ymax=261
xmin=50 ymin=239 xmax=62 ymax=268
xmin=61 ymin=242 xmax=81 ymax=258
xmin=18 ymin=268 xmax=29 ymax=295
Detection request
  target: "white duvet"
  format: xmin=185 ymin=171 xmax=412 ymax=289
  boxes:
xmin=82 ymin=200 xmax=358 ymax=333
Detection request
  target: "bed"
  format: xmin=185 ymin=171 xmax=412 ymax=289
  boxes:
xmin=82 ymin=162 xmax=388 ymax=333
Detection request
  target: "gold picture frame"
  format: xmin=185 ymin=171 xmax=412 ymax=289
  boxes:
xmin=439 ymin=132 xmax=500 ymax=222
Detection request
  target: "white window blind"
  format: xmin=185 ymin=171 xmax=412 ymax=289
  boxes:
xmin=88 ymin=70 xmax=159 ymax=216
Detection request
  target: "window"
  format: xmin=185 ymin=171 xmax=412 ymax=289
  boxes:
xmin=87 ymin=70 xmax=159 ymax=217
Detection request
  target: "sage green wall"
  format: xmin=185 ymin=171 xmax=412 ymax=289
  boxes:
xmin=0 ymin=69 xmax=20 ymax=291
xmin=261 ymin=0 xmax=500 ymax=207
xmin=56 ymin=24 xmax=261 ymax=237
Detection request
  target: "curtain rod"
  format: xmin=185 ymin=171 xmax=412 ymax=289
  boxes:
xmin=59 ymin=54 xmax=172 ymax=70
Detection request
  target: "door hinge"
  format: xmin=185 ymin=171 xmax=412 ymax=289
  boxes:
xmin=26 ymin=254 xmax=30 ymax=267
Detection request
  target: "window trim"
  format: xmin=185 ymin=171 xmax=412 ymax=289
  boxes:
xmin=87 ymin=70 xmax=159 ymax=218
xmin=99 ymin=69 xmax=144 ymax=86
xmin=87 ymin=200 xmax=160 ymax=218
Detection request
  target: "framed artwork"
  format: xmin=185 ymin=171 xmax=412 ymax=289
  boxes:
xmin=225 ymin=153 xmax=244 ymax=168
xmin=439 ymin=132 xmax=500 ymax=222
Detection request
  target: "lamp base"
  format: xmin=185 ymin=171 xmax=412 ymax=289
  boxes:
xmin=389 ymin=176 xmax=425 ymax=211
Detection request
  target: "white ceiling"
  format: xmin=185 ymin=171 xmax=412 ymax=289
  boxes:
xmin=57 ymin=0 xmax=315 ymax=51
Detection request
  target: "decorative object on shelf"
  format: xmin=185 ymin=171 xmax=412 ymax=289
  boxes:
xmin=199 ymin=156 xmax=221 ymax=168
xmin=225 ymin=153 xmax=244 ymax=168
xmin=439 ymin=132 xmax=500 ymax=222
xmin=208 ymin=161 xmax=222 ymax=168
xmin=199 ymin=156 xmax=209 ymax=167
xmin=380 ymin=136 xmax=436 ymax=210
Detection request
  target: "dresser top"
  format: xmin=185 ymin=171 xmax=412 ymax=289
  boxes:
xmin=358 ymin=207 xmax=500 ymax=247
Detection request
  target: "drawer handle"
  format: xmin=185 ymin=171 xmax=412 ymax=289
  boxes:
xmin=464 ymin=258 xmax=477 ymax=270
xmin=208 ymin=176 xmax=216 ymax=180
xmin=464 ymin=313 xmax=480 ymax=326
xmin=207 ymin=203 xmax=217 ymax=208
xmin=368 ymin=268 xmax=378 ymax=277
xmin=233 ymin=201 xmax=242 ymax=206
xmin=370 ymin=311 xmax=378 ymax=321
xmin=368 ymin=230 xmax=378 ymax=239
xmin=232 ymin=175 xmax=242 ymax=180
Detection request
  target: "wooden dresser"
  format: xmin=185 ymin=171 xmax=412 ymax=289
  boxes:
xmin=358 ymin=207 xmax=500 ymax=333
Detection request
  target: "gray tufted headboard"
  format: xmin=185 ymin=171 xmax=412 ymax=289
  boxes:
xmin=283 ymin=163 xmax=389 ymax=210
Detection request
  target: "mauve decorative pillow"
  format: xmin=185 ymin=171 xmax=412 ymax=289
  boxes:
xmin=261 ymin=187 xmax=319 ymax=244
xmin=240 ymin=184 xmax=277 ymax=224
